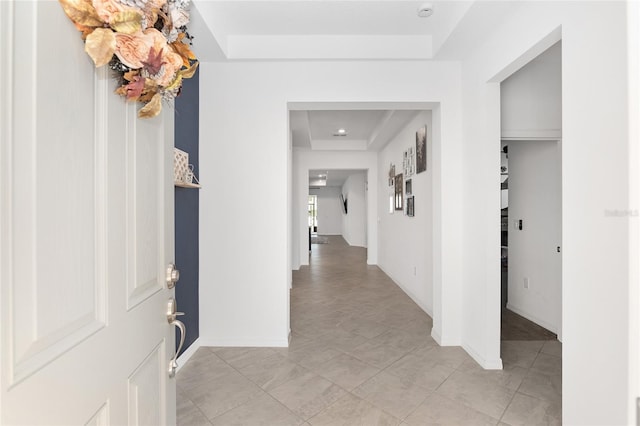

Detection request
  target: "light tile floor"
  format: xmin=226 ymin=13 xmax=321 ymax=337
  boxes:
xmin=177 ymin=236 xmax=562 ymax=425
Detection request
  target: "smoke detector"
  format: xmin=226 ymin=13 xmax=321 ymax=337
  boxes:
xmin=417 ymin=3 xmax=434 ymax=18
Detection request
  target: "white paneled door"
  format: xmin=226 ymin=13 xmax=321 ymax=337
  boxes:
xmin=0 ymin=1 xmax=177 ymax=424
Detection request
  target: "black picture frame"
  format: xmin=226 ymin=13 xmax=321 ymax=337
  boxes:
xmin=416 ymin=125 xmax=427 ymax=174
xmin=407 ymin=196 xmax=415 ymax=217
xmin=395 ymin=173 xmax=403 ymax=210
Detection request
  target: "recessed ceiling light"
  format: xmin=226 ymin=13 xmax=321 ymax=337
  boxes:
xmin=417 ymin=3 xmax=434 ymax=17
xmin=333 ymin=128 xmax=348 ymax=137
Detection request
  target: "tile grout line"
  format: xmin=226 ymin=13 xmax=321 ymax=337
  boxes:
xmin=497 ymin=340 xmax=562 ymax=424
xmin=206 ymin=348 xmax=336 ymax=424
xmin=181 ymin=236 xmax=561 ymax=426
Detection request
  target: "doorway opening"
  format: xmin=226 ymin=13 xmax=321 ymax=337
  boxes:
xmin=308 ymin=195 xmax=318 ymax=235
xmin=498 ymin=40 xmax=562 ymax=362
xmin=500 ymin=140 xmax=561 ymax=341
xmin=307 ymin=168 xmax=368 ymax=251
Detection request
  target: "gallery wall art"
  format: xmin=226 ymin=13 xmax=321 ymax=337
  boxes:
xmin=406 ymin=196 xmax=415 ymax=217
xmin=388 ymin=164 xmax=396 ymax=186
xmin=395 ymin=173 xmax=403 ymax=211
xmin=403 ymin=146 xmax=415 ymax=177
xmin=416 ymin=125 xmax=427 ymax=173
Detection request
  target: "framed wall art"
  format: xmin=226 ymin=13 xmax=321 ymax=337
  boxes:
xmin=395 ymin=173 xmax=403 ymax=211
xmin=403 ymin=147 xmax=415 ymax=178
xmin=416 ymin=125 xmax=427 ymax=174
xmin=388 ymin=164 xmax=396 ymax=186
xmin=406 ymin=196 xmax=415 ymax=217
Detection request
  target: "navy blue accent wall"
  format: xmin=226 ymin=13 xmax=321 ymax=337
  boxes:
xmin=174 ymin=67 xmax=199 ymax=355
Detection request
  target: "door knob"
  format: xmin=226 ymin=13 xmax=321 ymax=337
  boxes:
xmin=166 ymin=263 xmax=180 ymax=289
xmin=168 ymin=319 xmax=185 ymax=378
xmin=167 ymin=297 xmax=186 ymax=378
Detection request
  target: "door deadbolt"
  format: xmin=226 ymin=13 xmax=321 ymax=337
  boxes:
xmin=166 ymin=263 xmax=180 ymax=289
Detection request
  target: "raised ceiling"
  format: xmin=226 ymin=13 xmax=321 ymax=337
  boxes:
xmin=290 ymin=109 xmax=420 ymax=151
xmin=309 ymin=169 xmax=364 ymax=188
xmin=188 ymin=1 xmax=518 ymax=153
xmin=192 ymin=0 xmax=475 ymax=60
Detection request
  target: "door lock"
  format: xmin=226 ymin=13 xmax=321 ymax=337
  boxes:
xmin=166 ymin=263 xmax=180 ymax=289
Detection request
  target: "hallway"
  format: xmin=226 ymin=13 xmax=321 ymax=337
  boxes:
xmin=177 ymin=236 xmax=561 ymax=425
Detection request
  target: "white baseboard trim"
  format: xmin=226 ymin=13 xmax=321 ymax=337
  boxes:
xmin=198 ymin=337 xmax=289 ymax=347
xmin=176 ymin=337 xmax=201 ymax=373
xmin=430 ymin=328 xmax=460 ymax=346
xmin=433 ymin=327 xmax=501 ymax=370
xmin=506 ymin=303 xmax=558 ymax=334
xmin=462 ymin=342 xmax=503 ymax=370
xmin=340 ymin=236 xmax=366 ymax=248
xmin=431 ymin=328 xmax=442 ymax=345
xmin=377 ymin=264 xmax=433 ymax=318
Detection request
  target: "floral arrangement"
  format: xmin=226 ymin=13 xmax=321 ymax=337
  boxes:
xmin=59 ymin=0 xmax=198 ymax=118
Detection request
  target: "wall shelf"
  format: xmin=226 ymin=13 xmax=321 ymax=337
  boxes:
xmin=175 ymin=182 xmax=202 ymax=189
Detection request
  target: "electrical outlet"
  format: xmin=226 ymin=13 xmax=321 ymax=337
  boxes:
xmin=524 ymin=277 xmax=530 ymax=289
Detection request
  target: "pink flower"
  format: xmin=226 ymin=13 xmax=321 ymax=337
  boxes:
xmin=149 ymin=0 xmax=167 ymax=10
xmin=92 ymin=0 xmax=126 ymax=23
xmin=140 ymin=0 xmax=167 ymax=29
xmin=156 ymin=50 xmax=183 ymax=86
xmin=114 ymin=32 xmax=152 ymax=69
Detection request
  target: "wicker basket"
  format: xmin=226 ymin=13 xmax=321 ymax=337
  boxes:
xmin=173 ymin=148 xmax=189 ymax=183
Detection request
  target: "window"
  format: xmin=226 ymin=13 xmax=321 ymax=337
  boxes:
xmin=308 ymin=195 xmax=318 ymax=232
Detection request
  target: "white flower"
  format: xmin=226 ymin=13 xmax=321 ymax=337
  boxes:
xmin=170 ymin=7 xmax=189 ymax=28
xmin=163 ymin=26 xmax=179 ymax=43
xmin=169 ymin=0 xmax=190 ymax=10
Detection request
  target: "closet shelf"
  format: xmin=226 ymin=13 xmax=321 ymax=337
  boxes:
xmin=174 ymin=182 xmax=202 ymax=189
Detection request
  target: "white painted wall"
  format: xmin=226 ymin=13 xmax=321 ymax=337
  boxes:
xmin=341 ymin=173 xmax=367 ymax=247
xmin=628 ymin=0 xmax=640 ymax=417
xmin=197 ymin=3 xmax=640 ymax=422
xmin=458 ymin=2 xmax=633 ymax=423
xmin=309 ymin=186 xmax=342 ymax=235
xmin=378 ymin=111 xmax=433 ymax=316
xmin=501 ymin=42 xmax=562 ymax=139
xmin=507 ymin=141 xmax=561 ymax=336
xmin=200 ymin=60 xmax=463 ymax=351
